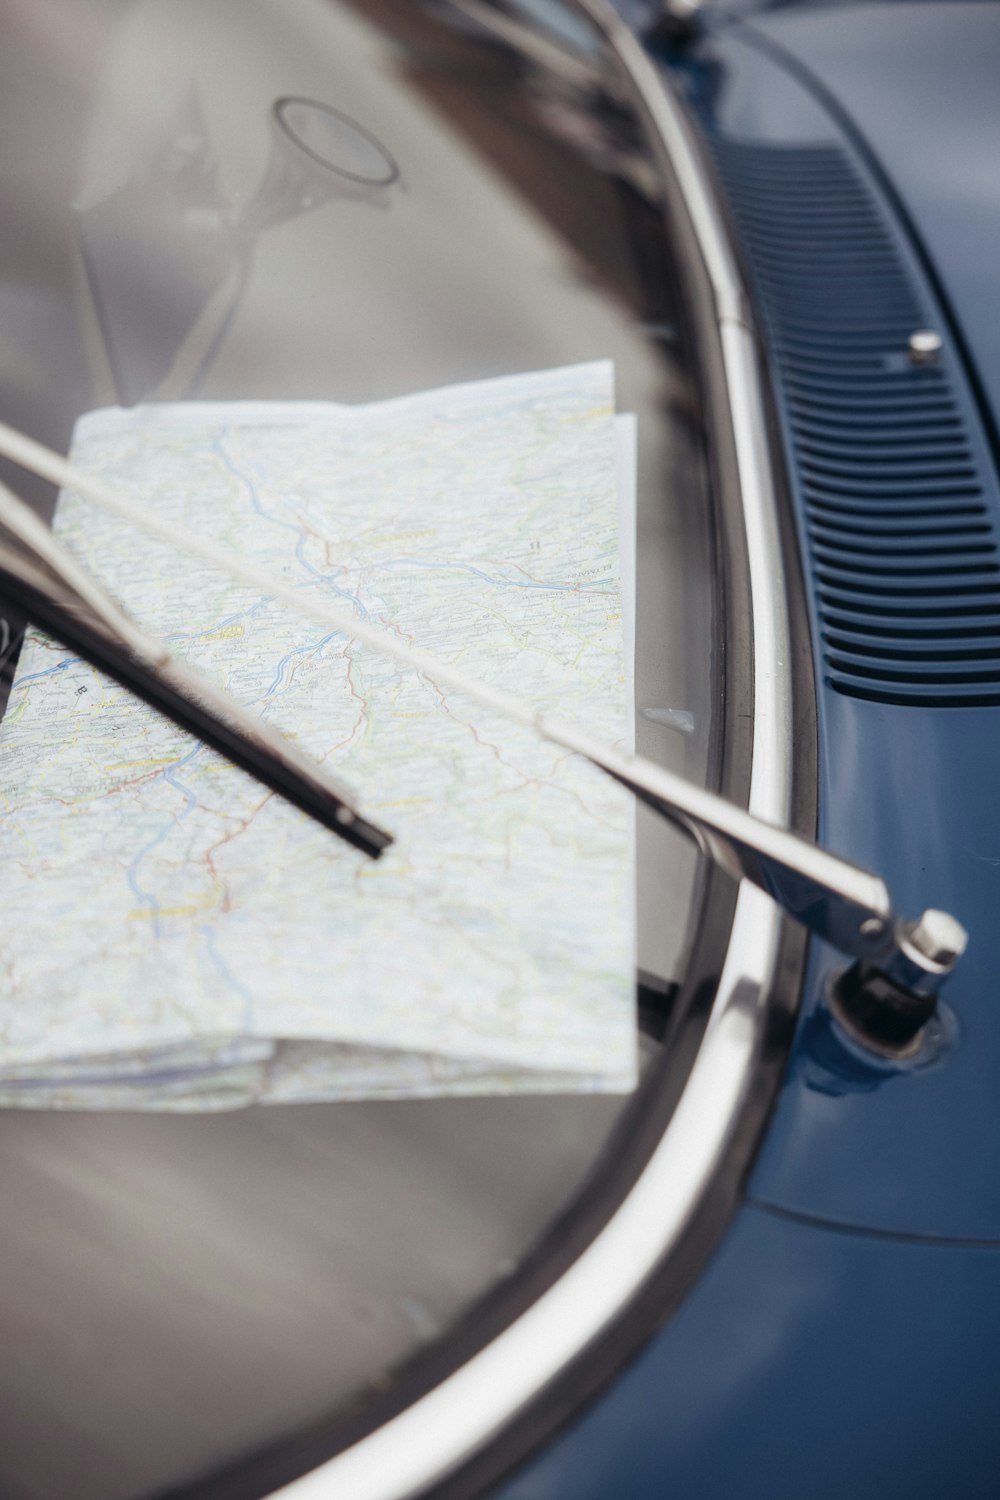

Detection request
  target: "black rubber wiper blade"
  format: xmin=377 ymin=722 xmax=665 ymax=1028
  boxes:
xmin=0 ymin=484 xmax=391 ymax=860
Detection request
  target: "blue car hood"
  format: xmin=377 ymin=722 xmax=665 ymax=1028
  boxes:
xmin=685 ymin=2 xmax=1000 ymax=1238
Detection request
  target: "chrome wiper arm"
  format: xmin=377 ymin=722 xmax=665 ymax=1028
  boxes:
xmin=539 ymin=714 xmax=967 ymax=1010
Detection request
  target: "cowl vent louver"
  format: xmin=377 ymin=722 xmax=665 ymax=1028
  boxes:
xmin=713 ymin=139 xmax=1000 ymax=707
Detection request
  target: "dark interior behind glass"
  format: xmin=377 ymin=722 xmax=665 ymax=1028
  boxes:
xmin=0 ymin=2 xmax=720 ymax=1494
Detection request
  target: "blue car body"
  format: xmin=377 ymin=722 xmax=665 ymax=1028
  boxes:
xmin=489 ymin=5 xmax=1000 ymax=1497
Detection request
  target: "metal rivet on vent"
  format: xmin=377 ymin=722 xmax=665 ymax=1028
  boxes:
xmin=908 ymin=329 xmax=943 ymax=365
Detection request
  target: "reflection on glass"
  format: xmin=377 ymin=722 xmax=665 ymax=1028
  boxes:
xmin=274 ymin=97 xmax=399 ymax=188
xmin=0 ymin=1 xmax=721 ymax=1495
xmin=75 ymin=88 xmax=399 ymax=402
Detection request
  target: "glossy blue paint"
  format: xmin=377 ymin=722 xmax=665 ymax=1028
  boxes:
xmin=750 ymin=696 xmax=1000 ymax=1238
xmin=748 ymin=3 xmax=1000 ymax=459
xmin=669 ymin=12 xmax=1000 ymax=1239
xmin=495 ymin=1205 xmax=1000 ymax=1500
xmin=493 ymin=11 xmax=1000 ymax=1498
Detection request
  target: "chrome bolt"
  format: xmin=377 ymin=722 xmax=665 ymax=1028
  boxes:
xmin=908 ymin=329 xmax=943 ymax=365
xmin=903 ymin=908 xmax=968 ymax=972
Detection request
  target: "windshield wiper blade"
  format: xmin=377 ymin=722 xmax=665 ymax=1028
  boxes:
xmin=0 ymin=481 xmax=392 ymax=859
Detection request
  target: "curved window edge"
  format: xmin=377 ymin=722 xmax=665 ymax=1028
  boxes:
xmin=251 ymin=7 xmax=807 ymax=1499
xmin=154 ymin=5 xmax=811 ymax=1498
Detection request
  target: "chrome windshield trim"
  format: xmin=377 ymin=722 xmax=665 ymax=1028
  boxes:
xmin=271 ymin=5 xmax=793 ymax=1496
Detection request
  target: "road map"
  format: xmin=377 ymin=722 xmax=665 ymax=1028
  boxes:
xmin=0 ymin=363 xmax=636 ymax=1108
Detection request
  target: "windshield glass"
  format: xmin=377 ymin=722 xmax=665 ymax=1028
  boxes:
xmin=0 ymin=1 xmax=721 ymax=1494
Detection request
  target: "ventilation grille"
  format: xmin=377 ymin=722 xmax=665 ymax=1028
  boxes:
xmin=714 ymin=139 xmax=1000 ymax=707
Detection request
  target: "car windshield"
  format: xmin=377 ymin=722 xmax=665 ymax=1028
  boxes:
xmin=0 ymin=1 xmax=725 ymax=1495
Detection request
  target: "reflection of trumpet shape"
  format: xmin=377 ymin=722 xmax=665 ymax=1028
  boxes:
xmin=241 ymin=98 xmax=399 ymax=235
xmin=75 ymin=91 xmax=400 ymax=404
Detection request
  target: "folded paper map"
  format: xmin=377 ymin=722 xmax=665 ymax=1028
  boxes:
xmin=0 ymin=363 xmax=635 ymax=1108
